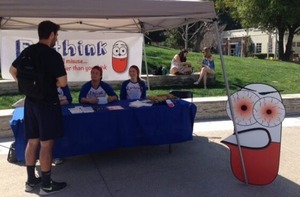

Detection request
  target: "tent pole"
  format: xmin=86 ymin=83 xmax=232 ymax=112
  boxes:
xmin=143 ymin=35 xmax=151 ymax=90
xmin=213 ymin=19 xmax=248 ymax=184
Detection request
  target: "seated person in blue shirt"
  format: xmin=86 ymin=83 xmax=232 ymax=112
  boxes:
xmin=79 ymin=66 xmax=118 ymax=104
xmin=53 ymin=85 xmax=73 ymax=165
xmin=57 ymin=85 xmax=72 ymax=105
xmin=120 ymin=65 xmax=146 ymax=100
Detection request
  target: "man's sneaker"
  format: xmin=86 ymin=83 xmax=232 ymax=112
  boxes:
xmin=39 ymin=180 xmax=67 ymax=196
xmin=25 ymin=177 xmax=42 ymax=192
xmin=194 ymin=81 xmax=200 ymax=85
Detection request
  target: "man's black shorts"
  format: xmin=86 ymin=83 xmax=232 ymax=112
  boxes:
xmin=24 ymin=98 xmax=64 ymax=141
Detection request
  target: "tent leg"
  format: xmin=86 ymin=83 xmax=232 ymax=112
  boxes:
xmin=143 ymin=36 xmax=151 ymax=90
xmin=213 ymin=19 xmax=248 ymax=184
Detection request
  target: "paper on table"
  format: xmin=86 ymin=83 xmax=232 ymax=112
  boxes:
xmin=68 ymin=106 xmax=95 ymax=114
xmin=81 ymin=106 xmax=94 ymax=113
xmin=106 ymin=105 xmax=124 ymax=110
xmin=129 ymin=100 xmax=153 ymax=108
xmin=68 ymin=106 xmax=83 ymax=114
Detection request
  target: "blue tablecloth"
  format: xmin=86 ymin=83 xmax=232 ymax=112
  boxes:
xmin=10 ymin=99 xmax=197 ymax=161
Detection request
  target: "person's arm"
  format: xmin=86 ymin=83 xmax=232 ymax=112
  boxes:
xmin=140 ymin=81 xmax=147 ymax=99
xmin=56 ymin=75 xmax=67 ymax=88
xmin=60 ymin=86 xmax=72 ymax=105
xmin=9 ymin=65 xmax=18 ymax=82
xmin=175 ymin=54 xmax=191 ymax=67
xmin=120 ymin=81 xmax=128 ymax=100
xmin=102 ymin=82 xmax=118 ymax=103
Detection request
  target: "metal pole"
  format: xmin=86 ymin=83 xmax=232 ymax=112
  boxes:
xmin=213 ymin=19 xmax=248 ymax=184
xmin=142 ymin=36 xmax=151 ymax=90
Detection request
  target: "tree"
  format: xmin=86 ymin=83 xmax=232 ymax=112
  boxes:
xmin=179 ymin=22 xmax=206 ymax=49
xmin=145 ymin=30 xmax=168 ymax=45
xmin=218 ymin=0 xmax=300 ymax=61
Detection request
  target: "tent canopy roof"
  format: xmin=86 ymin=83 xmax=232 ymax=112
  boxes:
xmin=0 ymin=0 xmax=216 ymax=32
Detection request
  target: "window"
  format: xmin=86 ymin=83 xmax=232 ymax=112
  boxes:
xmin=292 ymin=42 xmax=296 ymax=47
xmin=256 ymin=43 xmax=262 ymax=53
xmin=268 ymin=42 xmax=272 ymax=53
xmin=297 ymin=42 xmax=300 ymax=47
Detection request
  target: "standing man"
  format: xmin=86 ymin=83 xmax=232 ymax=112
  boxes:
xmin=9 ymin=21 xmax=68 ymax=195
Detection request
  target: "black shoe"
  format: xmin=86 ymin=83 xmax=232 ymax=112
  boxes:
xmin=25 ymin=177 xmax=41 ymax=192
xmin=39 ymin=180 xmax=67 ymax=196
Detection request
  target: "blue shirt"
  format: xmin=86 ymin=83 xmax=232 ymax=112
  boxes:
xmin=202 ymin=58 xmax=215 ymax=70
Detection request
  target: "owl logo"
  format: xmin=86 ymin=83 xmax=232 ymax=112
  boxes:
xmin=112 ymin=41 xmax=128 ymax=73
xmin=222 ymin=84 xmax=286 ymax=185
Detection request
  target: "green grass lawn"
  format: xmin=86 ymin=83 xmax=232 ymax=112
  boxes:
xmin=1 ymin=45 xmax=300 ymax=109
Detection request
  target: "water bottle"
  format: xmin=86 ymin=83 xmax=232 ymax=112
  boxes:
xmin=162 ymin=67 xmax=167 ymax=75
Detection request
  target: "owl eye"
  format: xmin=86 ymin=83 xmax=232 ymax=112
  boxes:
xmin=226 ymin=90 xmax=259 ymax=126
xmin=119 ymin=46 xmax=127 ymax=55
xmin=113 ymin=48 xmax=120 ymax=55
xmin=253 ymin=97 xmax=285 ymax=127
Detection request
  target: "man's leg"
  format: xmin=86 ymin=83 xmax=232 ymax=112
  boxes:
xmin=39 ymin=139 xmax=54 ymax=187
xmin=39 ymin=139 xmax=67 ymax=195
xmin=25 ymin=138 xmax=41 ymax=192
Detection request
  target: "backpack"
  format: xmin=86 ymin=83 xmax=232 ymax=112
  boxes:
xmin=7 ymin=141 xmax=17 ymax=163
xmin=152 ymin=66 xmax=163 ymax=75
xmin=16 ymin=44 xmax=45 ymax=100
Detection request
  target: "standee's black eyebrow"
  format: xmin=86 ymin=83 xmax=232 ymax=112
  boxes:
xmin=233 ymin=84 xmax=283 ymax=95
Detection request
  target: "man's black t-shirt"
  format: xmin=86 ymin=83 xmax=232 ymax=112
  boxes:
xmin=12 ymin=43 xmax=66 ymax=104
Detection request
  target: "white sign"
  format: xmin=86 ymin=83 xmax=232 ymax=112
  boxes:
xmin=0 ymin=30 xmax=143 ymax=81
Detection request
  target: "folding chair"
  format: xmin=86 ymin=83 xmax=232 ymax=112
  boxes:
xmin=169 ymin=90 xmax=193 ymax=103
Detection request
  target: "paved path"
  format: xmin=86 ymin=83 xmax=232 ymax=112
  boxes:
xmin=0 ymin=118 xmax=300 ymax=197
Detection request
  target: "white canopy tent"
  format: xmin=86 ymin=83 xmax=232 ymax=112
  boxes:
xmin=0 ymin=0 xmax=249 ymax=183
xmin=0 ymin=0 xmax=217 ymax=88
xmin=0 ymin=0 xmax=216 ymax=32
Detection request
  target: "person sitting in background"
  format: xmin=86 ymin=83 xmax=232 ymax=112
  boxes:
xmin=194 ymin=47 xmax=215 ymax=89
xmin=57 ymin=85 xmax=72 ymax=105
xmin=79 ymin=66 xmax=118 ymax=104
xmin=170 ymin=49 xmax=193 ymax=75
xmin=120 ymin=65 xmax=146 ymax=100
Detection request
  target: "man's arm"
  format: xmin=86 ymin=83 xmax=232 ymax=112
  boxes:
xmin=56 ymin=75 xmax=67 ymax=88
xmin=9 ymin=65 xmax=18 ymax=82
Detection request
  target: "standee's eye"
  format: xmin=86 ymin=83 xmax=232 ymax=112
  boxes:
xmin=253 ymin=97 xmax=285 ymax=127
xmin=119 ymin=47 xmax=127 ymax=55
xmin=112 ymin=48 xmax=120 ymax=55
xmin=226 ymin=90 xmax=259 ymax=126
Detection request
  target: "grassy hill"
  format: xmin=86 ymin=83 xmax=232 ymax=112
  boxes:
xmin=1 ymin=45 xmax=300 ymax=109
xmin=144 ymin=45 xmax=300 ymax=95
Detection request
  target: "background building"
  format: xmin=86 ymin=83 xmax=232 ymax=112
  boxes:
xmin=222 ymin=28 xmax=300 ymax=60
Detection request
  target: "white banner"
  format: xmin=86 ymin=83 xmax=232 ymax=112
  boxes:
xmin=0 ymin=30 xmax=143 ymax=81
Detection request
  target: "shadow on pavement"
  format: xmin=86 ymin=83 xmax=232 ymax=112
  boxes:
xmin=1 ymin=135 xmax=300 ymax=197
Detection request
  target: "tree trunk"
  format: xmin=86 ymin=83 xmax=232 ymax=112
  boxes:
xmin=277 ymin=28 xmax=285 ymax=61
xmin=283 ymin=26 xmax=297 ymax=61
xmin=185 ymin=25 xmax=188 ymax=49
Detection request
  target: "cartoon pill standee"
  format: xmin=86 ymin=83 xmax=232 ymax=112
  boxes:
xmin=112 ymin=41 xmax=128 ymax=73
xmin=222 ymin=84 xmax=286 ymax=185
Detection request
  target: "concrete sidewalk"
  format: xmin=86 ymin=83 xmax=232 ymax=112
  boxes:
xmin=0 ymin=118 xmax=300 ymax=197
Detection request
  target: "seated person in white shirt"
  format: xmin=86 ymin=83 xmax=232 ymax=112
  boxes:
xmin=79 ymin=66 xmax=118 ymax=104
xmin=120 ymin=65 xmax=147 ymax=100
xmin=57 ymin=85 xmax=72 ymax=105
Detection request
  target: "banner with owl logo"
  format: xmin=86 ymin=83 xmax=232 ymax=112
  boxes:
xmin=0 ymin=30 xmax=143 ymax=81
xmin=222 ymin=83 xmax=286 ymax=185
